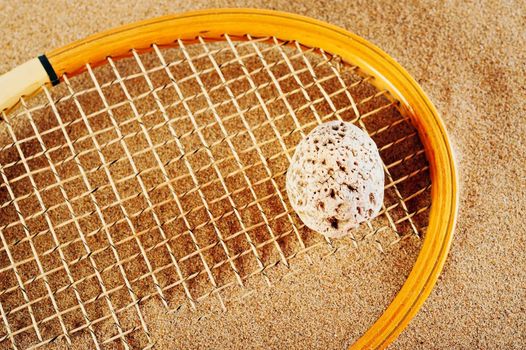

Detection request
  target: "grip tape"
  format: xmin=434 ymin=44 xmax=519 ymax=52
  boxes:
xmin=38 ymin=55 xmax=60 ymax=86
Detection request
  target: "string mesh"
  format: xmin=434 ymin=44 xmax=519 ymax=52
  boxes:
xmin=0 ymin=35 xmax=431 ymax=349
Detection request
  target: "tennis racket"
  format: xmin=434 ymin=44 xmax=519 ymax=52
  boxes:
xmin=0 ymin=9 xmax=457 ymax=349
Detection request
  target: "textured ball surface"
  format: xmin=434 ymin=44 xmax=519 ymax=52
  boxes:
xmin=286 ymin=121 xmax=384 ymax=238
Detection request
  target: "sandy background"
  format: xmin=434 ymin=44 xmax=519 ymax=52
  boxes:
xmin=0 ymin=0 xmax=524 ymax=349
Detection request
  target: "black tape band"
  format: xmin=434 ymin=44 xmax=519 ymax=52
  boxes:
xmin=38 ymin=55 xmax=60 ymax=86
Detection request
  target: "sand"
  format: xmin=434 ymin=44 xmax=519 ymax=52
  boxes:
xmin=0 ymin=0 xmax=524 ymax=349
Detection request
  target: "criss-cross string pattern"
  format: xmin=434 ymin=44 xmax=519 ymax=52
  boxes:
xmin=0 ymin=36 xmax=431 ymax=349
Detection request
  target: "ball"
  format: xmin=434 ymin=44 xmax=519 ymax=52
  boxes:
xmin=286 ymin=121 xmax=384 ymax=238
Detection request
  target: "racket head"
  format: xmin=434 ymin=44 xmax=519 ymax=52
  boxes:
xmin=0 ymin=9 xmax=458 ymax=349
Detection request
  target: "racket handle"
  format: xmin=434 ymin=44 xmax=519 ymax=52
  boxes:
xmin=0 ymin=57 xmax=52 ymax=113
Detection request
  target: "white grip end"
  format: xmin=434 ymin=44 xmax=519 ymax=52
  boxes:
xmin=0 ymin=58 xmax=51 ymax=113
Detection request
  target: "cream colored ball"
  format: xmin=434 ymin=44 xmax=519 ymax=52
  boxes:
xmin=286 ymin=121 xmax=384 ymax=238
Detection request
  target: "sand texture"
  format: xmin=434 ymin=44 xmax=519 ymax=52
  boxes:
xmin=0 ymin=0 xmax=524 ymax=349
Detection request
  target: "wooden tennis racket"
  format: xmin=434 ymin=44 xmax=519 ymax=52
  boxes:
xmin=0 ymin=9 xmax=457 ymax=349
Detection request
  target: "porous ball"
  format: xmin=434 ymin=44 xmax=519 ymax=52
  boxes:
xmin=286 ymin=121 xmax=384 ymax=238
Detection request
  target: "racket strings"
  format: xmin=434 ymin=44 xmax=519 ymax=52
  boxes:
xmin=0 ymin=74 xmax=414 ymax=238
xmin=0 ymin=36 xmax=431 ymax=349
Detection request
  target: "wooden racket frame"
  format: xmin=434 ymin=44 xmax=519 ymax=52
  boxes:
xmin=0 ymin=9 xmax=458 ymax=349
